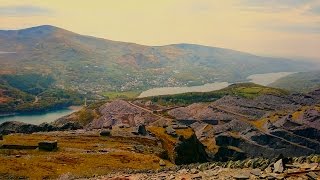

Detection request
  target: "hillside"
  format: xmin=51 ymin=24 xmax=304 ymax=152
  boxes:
xmin=0 ymin=74 xmax=84 ymax=114
xmin=142 ymin=83 xmax=289 ymax=106
xmin=0 ymin=25 xmax=314 ymax=94
xmin=270 ymin=71 xmax=320 ymax=92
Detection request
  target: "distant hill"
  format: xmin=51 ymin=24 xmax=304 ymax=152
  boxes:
xmin=270 ymin=71 xmax=320 ymax=92
xmin=0 ymin=25 xmax=314 ymax=94
xmin=142 ymin=83 xmax=289 ymax=106
xmin=0 ymin=74 xmax=84 ymax=114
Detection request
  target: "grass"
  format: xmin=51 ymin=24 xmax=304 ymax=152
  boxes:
xmin=270 ymin=71 xmax=320 ymax=93
xmin=251 ymin=111 xmax=289 ymax=130
xmin=0 ymin=132 xmax=172 ymax=179
xmin=102 ymin=91 xmax=141 ymax=100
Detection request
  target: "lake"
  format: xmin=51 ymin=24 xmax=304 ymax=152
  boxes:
xmin=247 ymin=72 xmax=296 ymax=86
xmin=138 ymin=82 xmax=230 ymax=98
xmin=138 ymin=72 xmax=296 ymax=98
xmin=0 ymin=107 xmax=81 ymax=125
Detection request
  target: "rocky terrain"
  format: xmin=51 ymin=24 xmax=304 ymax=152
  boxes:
xmin=86 ymin=155 xmax=320 ymax=180
xmin=0 ymin=83 xmax=320 ymax=179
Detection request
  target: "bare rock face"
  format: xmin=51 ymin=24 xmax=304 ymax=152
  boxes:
xmin=0 ymin=121 xmax=82 ymax=135
xmin=149 ymin=127 xmax=208 ymax=165
xmin=168 ymin=90 xmax=320 ymax=161
xmin=0 ymin=121 xmax=44 ymax=135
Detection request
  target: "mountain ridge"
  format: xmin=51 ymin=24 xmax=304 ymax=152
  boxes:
xmin=0 ymin=25 xmax=315 ymax=94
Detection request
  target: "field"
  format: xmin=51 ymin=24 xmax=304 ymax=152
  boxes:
xmin=0 ymin=131 xmax=172 ymax=179
xmin=102 ymin=91 xmax=142 ymax=100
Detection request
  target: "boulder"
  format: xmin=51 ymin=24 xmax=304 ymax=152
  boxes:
xmin=165 ymin=126 xmax=177 ymax=137
xmin=138 ymin=125 xmax=147 ymax=136
xmin=131 ymin=125 xmax=147 ymax=136
xmin=190 ymin=168 xmax=199 ymax=174
xmin=306 ymin=172 xmax=318 ymax=180
xmin=250 ymin=169 xmax=261 ymax=176
xmin=273 ymin=159 xmax=284 ymax=173
xmin=38 ymin=141 xmax=58 ymax=151
xmin=100 ymin=130 xmax=111 ymax=136
xmin=233 ymin=174 xmax=250 ymax=180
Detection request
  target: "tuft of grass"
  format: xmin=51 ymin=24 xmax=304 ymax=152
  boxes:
xmin=252 ymin=111 xmax=288 ymax=130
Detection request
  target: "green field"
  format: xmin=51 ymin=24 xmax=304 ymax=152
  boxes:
xmin=102 ymin=91 xmax=142 ymax=100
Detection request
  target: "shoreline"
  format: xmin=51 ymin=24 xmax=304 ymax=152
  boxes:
xmin=0 ymin=106 xmax=82 ymax=118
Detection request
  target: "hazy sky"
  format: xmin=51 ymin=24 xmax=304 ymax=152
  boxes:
xmin=1 ymin=0 xmax=320 ymax=59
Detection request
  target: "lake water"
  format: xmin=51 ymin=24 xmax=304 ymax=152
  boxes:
xmin=138 ymin=72 xmax=296 ymax=98
xmin=0 ymin=107 xmax=81 ymax=125
xmin=247 ymin=72 xmax=296 ymax=86
xmin=138 ymin=82 xmax=230 ymax=98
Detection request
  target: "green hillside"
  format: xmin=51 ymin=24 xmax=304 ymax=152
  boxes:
xmin=270 ymin=71 xmax=320 ymax=92
xmin=144 ymin=83 xmax=288 ymax=106
xmin=0 ymin=74 xmax=84 ymax=114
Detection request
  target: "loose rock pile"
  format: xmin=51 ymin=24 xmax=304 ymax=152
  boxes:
xmin=86 ymin=155 xmax=320 ymax=180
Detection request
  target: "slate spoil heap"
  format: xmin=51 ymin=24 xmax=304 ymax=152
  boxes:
xmin=87 ymin=155 xmax=320 ymax=180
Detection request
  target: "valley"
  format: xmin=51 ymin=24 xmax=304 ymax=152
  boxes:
xmin=1 ymin=0 xmax=320 ymax=179
xmin=0 ymin=25 xmax=319 ymax=179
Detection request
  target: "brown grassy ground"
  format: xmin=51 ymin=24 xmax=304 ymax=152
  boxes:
xmin=0 ymin=132 xmax=172 ymax=179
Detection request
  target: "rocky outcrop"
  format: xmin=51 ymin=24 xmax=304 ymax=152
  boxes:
xmin=0 ymin=121 xmax=82 ymax=135
xmin=148 ymin=126 xmax=208 ymax=165
xmin=166 ymin=90 xmax=320 ymax=161
xmin=174 ymin=133 xmax=208 ymax=165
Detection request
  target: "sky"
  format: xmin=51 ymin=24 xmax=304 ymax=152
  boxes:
xmin=0 ymin=0 xmax=320 ymax=60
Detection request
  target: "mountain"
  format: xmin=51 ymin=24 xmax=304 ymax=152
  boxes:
xmin=0 ymin=25 xmax=314 ymax=94
xmin=270 ymin=71 xmax=320 ymax=92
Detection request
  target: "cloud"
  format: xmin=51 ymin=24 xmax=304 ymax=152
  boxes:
xmin=309 ymin=5 xmax=320 ymax=14
xmin=0 ymin=5 xmax=53 ymax=17
xmin=257 ymin=23 xmax=320 ymax=34
xmin=239 ymin=0 xmax=317 ymax=12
